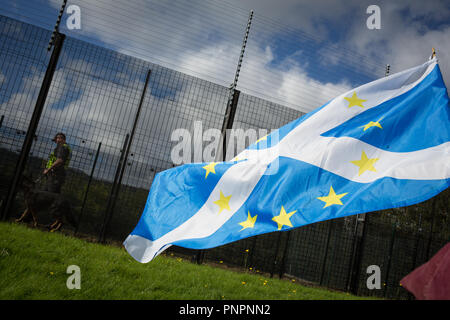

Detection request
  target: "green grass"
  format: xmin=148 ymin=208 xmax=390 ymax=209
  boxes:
xmin=0 ymin=222 xmax=376 ymax=300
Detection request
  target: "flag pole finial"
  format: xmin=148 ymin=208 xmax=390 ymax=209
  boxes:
xmin=431 ymin=48 xmax=436 ymax=59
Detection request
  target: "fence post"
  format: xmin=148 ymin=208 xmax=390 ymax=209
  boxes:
xmin=217 ymin=9 xmax=252 ymax=162
xmin=221 ymin=89 xmax=240 ymax=161
xmin=75 ymin=141 xmax=102 ymax=235
xmin=407 ymin=211 xmax=422 ymax=300
xmin=347 ymin=213 xmax=369 ymax=295
xmin=194 ymin=89 xmax=240 ymax=265
xmin=347 ymin=64 xmax=393 ymax=295
xmin=411 ymin=212 xmax=422 ymax=271
xmin=270 ymin=232 xmax=283 ymax=278
xmin=383 ymin=220 xmax=398 ymax=298
xmin=98 ymin=134 xmax=129 ymax=242
xmin=325 ymin=224 xmax=339 ymax=287
xmin=320 ymin=220 xmax=334 ymax=285
xmin=425 ymin=198 xmax=437 ymax=260
xmin=193 ymin=12 xmax=253 ymax=265
xmin=99 ymin=69 xmax=151 ymax=242
xmin=195 ymin=250 xmax=206 ymax=265
xmin=247 ymin=236 xmax=257 ymax=268
xmin=278 ymin=230 xmax=292 ymax=278
xmin=1 ymin=32 xmax=65 ymax=221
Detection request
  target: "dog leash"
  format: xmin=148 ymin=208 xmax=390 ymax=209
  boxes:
xmin=34 ymin=175 xmax=45 ymax=184
xmin=34 ymin=168 xmax=53 ymax=184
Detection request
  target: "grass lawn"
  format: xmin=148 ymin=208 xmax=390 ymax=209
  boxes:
xmin=0 ymin=222 xmax=377 ymax=300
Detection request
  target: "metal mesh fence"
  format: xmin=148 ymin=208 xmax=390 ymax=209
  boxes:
xmin=0 ymin=15 xmax=449 ymax=300
xmin=107 ymin=65 xmax=230 ymax=242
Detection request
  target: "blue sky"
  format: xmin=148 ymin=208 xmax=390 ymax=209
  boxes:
xmin=0 ymin=0 xmax=449 ymax=113
xmin=0 ymin=0 xmax=449 ymax=186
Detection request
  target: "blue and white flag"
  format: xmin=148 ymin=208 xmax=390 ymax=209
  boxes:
xmin=124 ymin=58 xmax=450 ymax=263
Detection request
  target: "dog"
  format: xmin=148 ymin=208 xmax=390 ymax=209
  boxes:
xmin=15 ymin=174 xmax=78 ymax=232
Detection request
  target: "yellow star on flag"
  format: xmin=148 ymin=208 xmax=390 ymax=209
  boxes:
xmin=317 ymin=186 xmax=348 ymax=208
xmin=272 ymin=206 xmax=296 ymax=230
xmin=239 ymin=211 xmax=257 ymax=231
xmin=213 ymin=191 xmax=231 ymax=213
xmin=256 ymin=135 xmax=267 ymax=143
xmin=203 ymin=162 xmax=218 ymax=179
xmin=344 ymin=92 xmax=367 ymax=108
xmin=350 ymin=151 xmax=380 ymax=176
xmin=363 ymin=119 xmax=383 ymax=131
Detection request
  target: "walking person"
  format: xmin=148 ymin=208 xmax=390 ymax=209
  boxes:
xmin=43 ymin=132 xmax=71 ymax=193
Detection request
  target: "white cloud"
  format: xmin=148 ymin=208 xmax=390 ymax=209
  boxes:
xmin=0 ymin=71 xmax=6 ymax=88
xmin=337 ymin=1 xmax=450 ymax=85
xmin=176 ymin=39 xmax=351 ymax=113
xmin=1 ymin=0 xmax=449 ymax=187
xmin=2 ymin=0 xmax=449 ymax=130
xmin=48 ymin=0 xmax=362 ymax=113
xmin=228 ymin=0 xmax=450 ymax=86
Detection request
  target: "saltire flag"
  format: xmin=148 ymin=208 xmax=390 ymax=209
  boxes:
xmin=124 ymin=58 xmax=450 ymax=263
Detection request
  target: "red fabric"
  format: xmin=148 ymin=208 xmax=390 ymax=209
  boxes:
xmin=400 ymin=242 xmax=450 ymax=300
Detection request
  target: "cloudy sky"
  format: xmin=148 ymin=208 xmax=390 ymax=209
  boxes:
xmin=1 ymin=0 xmax=449 ymax=114
xmin=0 ymin=0 xmax=449 ymax=186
